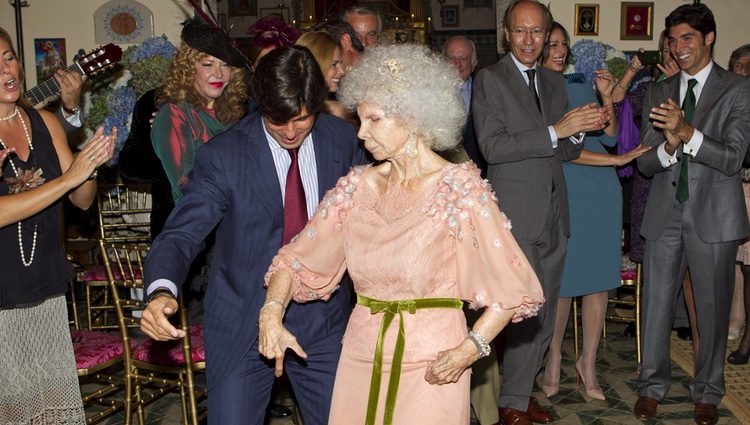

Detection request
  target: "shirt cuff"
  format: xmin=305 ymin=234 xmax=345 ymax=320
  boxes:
xmin=547 ymin=125 xmax=558 ymax=149
xmin=569 ymin=132 xmax=586 ymax=145
xmin=684 ymin=129 xmax=704 ymax=158
xmin=146 ymin=279 xmax=178 ymax=298
xmin=64 ymin=111 xmax=82 ymax=128
xmin=657 ymin=142 xmax=678 ymax=167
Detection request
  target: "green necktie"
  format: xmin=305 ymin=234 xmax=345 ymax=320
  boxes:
xmin=675 ymin=78 xmax=698 ymax=203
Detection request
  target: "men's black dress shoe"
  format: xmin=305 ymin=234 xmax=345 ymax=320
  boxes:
xmin=694 ymin=402 xmax=718 ymax=425
xmin=727 ymin=349 xmax=750 ymax=365
xmin=268 ymin=402 xmax=292 ymax=418
xmin=675 ymin=326 xmax=692 ymax=341
xmin=633 ymin=396 xmax=658 ymax=421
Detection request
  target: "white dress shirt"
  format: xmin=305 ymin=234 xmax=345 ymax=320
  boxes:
xmin=509 ymin=53 xmax=577 ymax=149
xmin=656 ymin=61 xmax=712 ymax=167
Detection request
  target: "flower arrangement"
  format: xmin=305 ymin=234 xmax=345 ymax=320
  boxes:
xmin=567 ymin=39 xmax=632 ymax=83
xmin=84 ymin=36 xmax=176 ymax=163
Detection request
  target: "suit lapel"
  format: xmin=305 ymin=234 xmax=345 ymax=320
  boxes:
xmin=692 ymin=64 xmax=728 ymax=129
xmin=312 ymin=117 xmax=342 ymax=201
xmin=502 ymin=57 xmax=544 ymax=126
xmin=537 ymin=69 xmax=554 ymax=122
xmin=243 ymin=115 xmax=283 ymax=217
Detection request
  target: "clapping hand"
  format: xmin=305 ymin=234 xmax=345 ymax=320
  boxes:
xmin=0 ymin=147 xmax=15 ymax=177
xmin=554 ymin=103 xmax=608 ymax=139
xmin=65 ymin=127 xmax=116 ymax=184
xmin=649 ymin=98 xmax=693 ymax=142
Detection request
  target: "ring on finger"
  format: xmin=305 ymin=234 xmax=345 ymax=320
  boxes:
xmin=87 ymin=154 xmax=96 ymax=161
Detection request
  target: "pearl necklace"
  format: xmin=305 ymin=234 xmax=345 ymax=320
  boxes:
xmin=0 ymin=106 xmax=19 ymax=121
xmin=0 ymin=108 xmax=38 ymax=267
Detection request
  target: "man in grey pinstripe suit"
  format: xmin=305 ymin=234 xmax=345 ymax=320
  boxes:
xmin=473 ymin=1 xmax=609 ymax=423
xmin=633 ymin=4 xmax=750 ymax=424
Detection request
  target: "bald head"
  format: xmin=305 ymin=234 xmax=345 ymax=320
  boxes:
xmin=442 ymin=36 xmax=477 ymax=81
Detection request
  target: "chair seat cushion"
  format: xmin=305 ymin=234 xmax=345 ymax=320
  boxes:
xmin=621 ymin=269 xmax=637 ymax=281
xmin=71 ymin=329 xmax=134 ymax=370
xmin=133 ymin=325 xmax=205 ymax=366
xmin=82 ymin=264 xmax=142 ymax=281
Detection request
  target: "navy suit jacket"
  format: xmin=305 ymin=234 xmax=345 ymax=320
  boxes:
xmin=145 ymin=112 xmax=366 ymax=388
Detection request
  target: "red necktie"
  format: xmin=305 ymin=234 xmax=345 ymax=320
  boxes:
xmin=282 ymin=147 xmax=308 ymax=245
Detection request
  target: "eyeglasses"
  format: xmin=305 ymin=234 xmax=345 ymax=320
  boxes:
xmin=446 ymin=56 xmax=471 ymax=65
xmin=510 ymin=28 xmax=546 ymax=39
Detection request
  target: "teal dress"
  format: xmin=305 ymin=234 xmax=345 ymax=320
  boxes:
xmin=560 ymin=75 xmax=622 ymax=297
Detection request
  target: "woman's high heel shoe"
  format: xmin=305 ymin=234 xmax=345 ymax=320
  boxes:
xmin=727 ymin=349 xmax=749 ymax=365
xmin=541 ymin=355 xmax=561 ymax=397
xmin=575 ymin=357 xmax=605 ymax=401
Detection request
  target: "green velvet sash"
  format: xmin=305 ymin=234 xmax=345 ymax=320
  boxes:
xmin=357 ymin=294 xmax=463 ymax=425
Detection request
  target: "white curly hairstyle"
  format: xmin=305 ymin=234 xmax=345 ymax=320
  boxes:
xmin=338 ymin=44 xmax=466 ymax=151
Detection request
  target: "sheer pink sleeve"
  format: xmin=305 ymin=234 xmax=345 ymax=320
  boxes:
xmin=264 ymin=166 xmax=366 ymax=302
xmin=427 ymin=163 xmax=545 ymax=322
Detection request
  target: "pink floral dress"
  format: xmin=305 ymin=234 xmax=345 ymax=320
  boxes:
xmin=266 ymin=163 xmax=544 ymax=425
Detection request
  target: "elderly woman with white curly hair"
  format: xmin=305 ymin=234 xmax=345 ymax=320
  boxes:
xmin=258 ymin=44 xmax=544 ymax=424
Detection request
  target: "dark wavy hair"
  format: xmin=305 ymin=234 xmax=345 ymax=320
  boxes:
xmin=251 ymin=46 xmax=327 ymax=124
xmin=312 ymin=19 xmax=365 ymax=54
xmin=665 ymin=3 xmax=717 ymax=51
xmin=540 ymin=22 xmax=571 ymax=68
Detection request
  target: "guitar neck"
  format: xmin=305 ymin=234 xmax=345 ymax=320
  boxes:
xmin=24 ymin=62 xmax=84 ymax=106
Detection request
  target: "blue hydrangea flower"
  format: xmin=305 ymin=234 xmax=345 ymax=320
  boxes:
xmin=129 ymin=35 xmax=176 ymax=64
xmin=571 ymin=40 xmax=607 ymax=85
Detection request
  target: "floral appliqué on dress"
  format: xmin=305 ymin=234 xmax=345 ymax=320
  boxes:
xmin=264 ymin=166 xmax=366 ymax=301
xmin=4 ymin=167 xmax=45 ymax=194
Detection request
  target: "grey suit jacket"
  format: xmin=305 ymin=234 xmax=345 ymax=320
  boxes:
xmin=472 ymin=54 xmax=582 ymax=242
xmin=637 ymin=63 xmax=750 ymax=243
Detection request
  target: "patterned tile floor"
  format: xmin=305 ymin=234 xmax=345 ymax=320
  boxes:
xmin=85 ymin=322 xmax=744 ymax=424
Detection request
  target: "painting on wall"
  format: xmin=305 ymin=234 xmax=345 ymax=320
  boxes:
xmin=34 ymin=38 xmax=66 ymax=83
xmin=441 ymin=5 xmax=459 ymax=28
xmin=574 ymin=4 xmax=599 ymax=36
xmin=229 ymin=0 xmax=257 ymax=17
xmin=620 ymin=2 xmax=654 ymax=40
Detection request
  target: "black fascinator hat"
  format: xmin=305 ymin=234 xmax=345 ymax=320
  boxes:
xmin=181 ymin=17 xmax=248 ymax=69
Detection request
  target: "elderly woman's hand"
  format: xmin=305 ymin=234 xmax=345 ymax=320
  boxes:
xmin=258 ymin=303 xmax=307 ymax=377
xmin=424 ymin=339 xmax=480 ymax=385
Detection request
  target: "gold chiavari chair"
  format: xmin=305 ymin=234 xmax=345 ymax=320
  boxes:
xmin=82 ymin=183 xmax=151 ymax=330
xmin=102 ymin=241 xmax=206 ymax=425
xmin=572 ymin=262 xmax=642 ymax=364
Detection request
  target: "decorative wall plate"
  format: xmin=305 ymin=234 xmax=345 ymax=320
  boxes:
xmin=94 ymin=0 xmax=154 ymax=44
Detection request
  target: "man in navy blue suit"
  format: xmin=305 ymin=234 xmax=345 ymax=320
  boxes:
xmin=140 ymin=46 xmax=366 ymax=425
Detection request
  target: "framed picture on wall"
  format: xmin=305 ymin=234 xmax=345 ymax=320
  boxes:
xmin=620 ymin=2 xmax=654 ymax=40
xmin=574 ymin=4 xmax=599 ymax=36
xmin=260 ymin=7 xmax=290 ymax=23
xmin=441 ymin=5 xmax=459 ymax=27
xmin=34 ymin=38 xmax=66 ymax=83
xmin=229 ymin=0 xmax=257 ymax=17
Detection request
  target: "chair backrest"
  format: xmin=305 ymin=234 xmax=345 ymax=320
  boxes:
xmin=100 ymin=241 xmax=149 ymax=359
xmin=97 ymin=183 xmax=152 ymax=243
